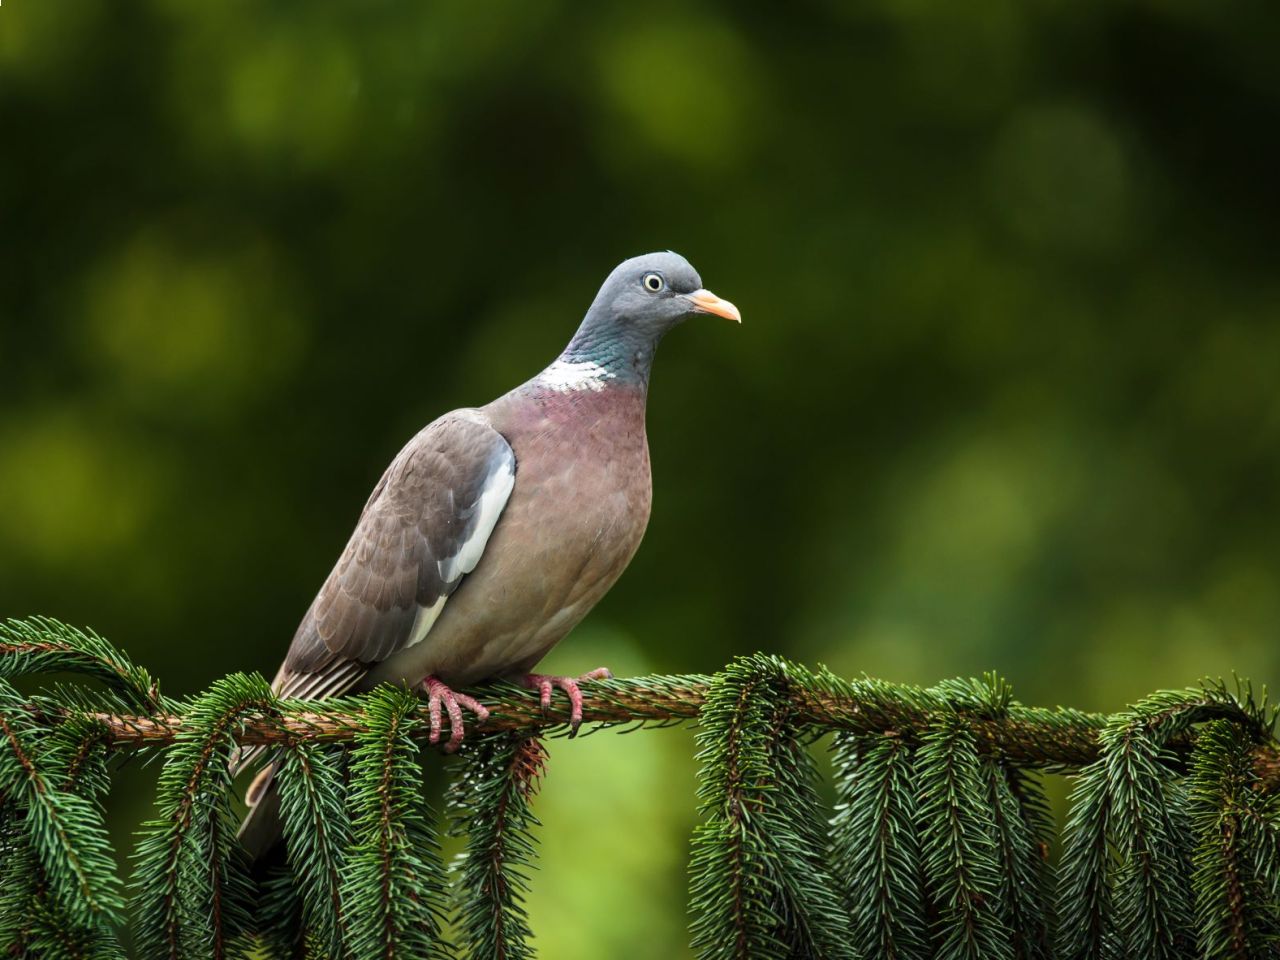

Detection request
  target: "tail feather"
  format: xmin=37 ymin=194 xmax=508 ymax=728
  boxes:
xmin=238 ymin=762 xmax=284 ymax=862
xmin=230 ymin=742 xmax=269 ymax=780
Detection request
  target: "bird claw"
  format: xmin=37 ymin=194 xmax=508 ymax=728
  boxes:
xmin=521 ymin=667 xmax=612 ymax=736
xmin=421 ymin=676 xmax=490 ymax=752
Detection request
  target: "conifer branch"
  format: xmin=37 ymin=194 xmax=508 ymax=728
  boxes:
xmin=0 ymin=717 xmax=123 ymax=959
xmin=340 ymin=686 xmax=452 ymax=960
xmin=830 ymin=732 xmax=931 ymax=959
xmin=0 ymin=680 xmax=123 ymax=936
xmin=1 ymin=617 xmax=1278 ymax=958
xmin=1188 ymin=718 xmax=1280 ymax=957
xmin=62 ymin=678 xmax=1280 ymax=792
xmin=917 ymin=716 xmax=1012 ymax=959
xmin=688 ymin=656 xmax=857 ymax=960
xmin=447 ymin=733 xmax=545 ymax=960
xmin=986 ymin=763 xmax=1054 ymax=960
xmin=276 ymin=741 xmax=351 ymax=958
xmin=131 ymin=675 xmax=271 ymax=959
xmin=0 ymin=618 xmax=161 ymax=713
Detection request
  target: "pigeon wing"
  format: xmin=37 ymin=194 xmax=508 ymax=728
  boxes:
xmin=273 ymin=409 xmax=516 ymax=702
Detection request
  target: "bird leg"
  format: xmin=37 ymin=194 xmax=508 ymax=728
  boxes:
xmin=520 ymin=667 xmax=613 ymax=735
xmin=421 ymin=675 xmax=491 ymax=752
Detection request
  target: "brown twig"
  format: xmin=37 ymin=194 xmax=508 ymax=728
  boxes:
xmin=73 ymin=677 xmax=1280 ymax=792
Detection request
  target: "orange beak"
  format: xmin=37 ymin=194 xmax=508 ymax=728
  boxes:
xmin=685 ymin=288 xmax=742 ymax=323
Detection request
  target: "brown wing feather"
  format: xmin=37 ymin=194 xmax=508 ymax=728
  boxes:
xmin=272 ymin=410 xmax=516 ymax=702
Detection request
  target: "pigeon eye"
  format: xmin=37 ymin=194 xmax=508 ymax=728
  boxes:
xmin=642 ymin=272 xmax=665 ymax=293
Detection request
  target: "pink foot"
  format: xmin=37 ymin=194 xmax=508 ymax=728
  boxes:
xmin=421 ymin=676 xmax=491 ymax=752
xmin=521 ymin=667 xmax=612 ymax=735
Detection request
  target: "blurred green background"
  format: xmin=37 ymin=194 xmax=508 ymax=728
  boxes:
xmin=2 ymin=0 xmax=1278 ymax=955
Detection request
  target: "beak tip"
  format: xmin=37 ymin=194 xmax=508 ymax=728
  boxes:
xmin=688 ymin=289 xmax=742 ymax=324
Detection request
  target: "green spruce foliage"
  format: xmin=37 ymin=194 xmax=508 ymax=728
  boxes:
xmin=0 ymin=618 xmax=1277 ymax=959
xmin=446 ymin=732 xmax=545 ymax=960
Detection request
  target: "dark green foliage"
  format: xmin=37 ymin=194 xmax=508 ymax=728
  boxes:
xmin=1057 ymin=757 xmax=1114 ymax=959
xmin=1057 ymin=686 xmax=1274 ymax=960
xmin=341 ymin=685 xmax=453 ymax=960
xmin=6 ymin=898 xmax=126 ymax=960
xmin=0 ymin=820 xmax=41 ymax=950
xmin=831 ymin=733 xmax=931 ymax=960
xmin=0 ymin=715 xmax=124 ymax=959
xmin=0 ymin=617 xmax=1279 ymax=957
xmin=254 ymin=861 xmax=319 ymax=960
xmin=828 ymin=673 xmax=1056 ymax=960
xmin=1102 ymin=731 xmax=1194 ymax=958
xmin=688 ymin=655 xmax=858 ymax=960
xmin=0 ymin=617 xmax=160 ymax=713
xmin=985 ymin=764 xmax=1055 ymax=960
xmin=447 ymin=733 xmax=545 ymax=960
xmin=0 ymin=679 xmax=123 ymax=938
xmin=276 ymin=739 xmax=352 ymax=958
xmin=0 ymin=622 xmax=157 ymax=955
xmin=131 ymin=674 xmax=268 ymax=959
xmin=1188 ymin=718 xmax=1280 ymax=958
xmin=917 ymin=715 xmax=1013 ymax=960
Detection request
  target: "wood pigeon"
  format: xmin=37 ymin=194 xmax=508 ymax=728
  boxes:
xmin=239 ymin=251 xmax=739 ymax=856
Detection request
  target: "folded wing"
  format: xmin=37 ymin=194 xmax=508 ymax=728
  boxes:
xmin=274 ymin=410 xmax=516 ymax=703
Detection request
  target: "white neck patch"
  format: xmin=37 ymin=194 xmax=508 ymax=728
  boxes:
xmin=536 ymin=358 xmax=615 ymax=393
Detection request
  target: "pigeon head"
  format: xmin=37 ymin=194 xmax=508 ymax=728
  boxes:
xmin=588 ymin=251 xmax=741 ymax=332
xmin=559 ymin=251 xmax=740 ymax=384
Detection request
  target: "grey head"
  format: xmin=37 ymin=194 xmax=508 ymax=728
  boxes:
xmin=558 ymin=251 xmax=740 ymax=384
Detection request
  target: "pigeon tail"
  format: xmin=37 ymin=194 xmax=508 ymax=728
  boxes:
xmin=238 ymin=762 xmax=283 ymax=862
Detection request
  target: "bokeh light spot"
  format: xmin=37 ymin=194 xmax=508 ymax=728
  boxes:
xmin=594 ymin=17 xmax=755 ymax=170
xmin=0 ymin=411 xmax=166 ymax=568
xmin=988 ymin=103 xmax=1131 ymax=254
xmin=81 ymin=230 xmax=304 ymax=418
xmin=224 ymin=31 xmax=361 ymax=167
